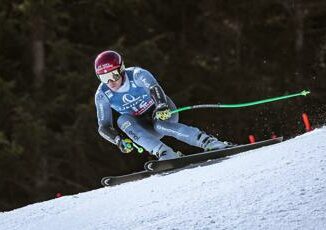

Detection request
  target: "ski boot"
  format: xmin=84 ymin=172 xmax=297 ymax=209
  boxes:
xmin=197 ymin=132 xmax=228 ymax=151
xmin=152 ymin=143 xmax=181 ymax=161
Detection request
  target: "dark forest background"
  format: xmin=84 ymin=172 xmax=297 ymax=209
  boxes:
xmin=1 ymin=0 xmax=326 ymax=211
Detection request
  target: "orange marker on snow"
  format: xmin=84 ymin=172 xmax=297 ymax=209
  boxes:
xmin=302 ymin=113 xmax=312 ymax=132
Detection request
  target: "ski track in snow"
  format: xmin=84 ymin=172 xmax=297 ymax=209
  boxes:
xmin=1 ymin=127 xmax=326 ymax=230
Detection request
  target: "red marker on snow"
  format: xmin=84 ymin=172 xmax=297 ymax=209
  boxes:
xmin=56 ymin=193 xmax=62 ymax=198
xmin=249 ymin=135 xmax=256 ymax=143
xmin=302 ymin=113 xmax=312 ymax=132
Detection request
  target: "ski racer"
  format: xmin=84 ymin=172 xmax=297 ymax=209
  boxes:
xmin=94 ymin=50 xmax=228 ymax=160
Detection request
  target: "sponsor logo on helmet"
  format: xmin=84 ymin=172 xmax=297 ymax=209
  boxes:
xmin=96 ymin=63 xmax=116 ymax=74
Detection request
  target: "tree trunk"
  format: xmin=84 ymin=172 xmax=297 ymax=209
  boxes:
xmin=294 ymin=1 xmax=304 ymax=67
xmin=31 ymin=15 xmax=45 ymax=90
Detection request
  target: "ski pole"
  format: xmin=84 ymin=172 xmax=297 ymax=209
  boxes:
xmin=171 ymin=90 xmax=310 ymax=114
xmin=122 ymin=139 xmax=144 ymax=153
xmin=132 ymin=142 xmax=144 ymax=154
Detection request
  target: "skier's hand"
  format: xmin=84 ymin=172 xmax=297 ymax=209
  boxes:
xmin=153 ymin=104 xmax=172 ymax=121
xmin=117 ymin=138 xmax=134 ymax=153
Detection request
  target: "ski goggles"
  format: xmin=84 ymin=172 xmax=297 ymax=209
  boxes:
xmin=97 ymin=69 xmax=122 ymax=83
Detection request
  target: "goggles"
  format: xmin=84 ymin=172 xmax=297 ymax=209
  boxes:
xmin=97 ymin=69 xmax=122 ymax=83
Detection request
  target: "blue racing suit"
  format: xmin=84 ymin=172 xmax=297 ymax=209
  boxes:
xmin=95 ymin=67 xmax=222 ymax=155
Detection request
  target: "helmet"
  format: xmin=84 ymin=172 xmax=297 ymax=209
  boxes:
xmin=94 ymin=50 xmax=125 ymax=81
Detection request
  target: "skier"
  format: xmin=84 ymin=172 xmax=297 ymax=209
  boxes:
xmin=94 ymin=50 xmax=228 ymax=160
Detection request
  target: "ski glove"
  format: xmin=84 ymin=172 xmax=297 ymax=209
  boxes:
xmin=117 ymin=138 xmax=134 ymax=153
xmin=153 ymin=104 xmax=172 ymax=121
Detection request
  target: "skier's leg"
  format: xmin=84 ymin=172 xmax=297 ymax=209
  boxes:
xmin=154 ymin=120 xmax=227 ymax=151
xmin=117 ymin=114 xmax=179 ymax=160
xmin=154 ymin=98 xmax=227 ymax=151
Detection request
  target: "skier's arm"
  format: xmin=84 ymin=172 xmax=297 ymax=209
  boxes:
xmin=133 ymin=68 xmax=171 ymax=120
xmin=95 ymin=92 xmax=134 ymax=153
xmin=95 ymin=92 xmax=120 ymax=145
xmin=133 ymin=68 xmax=168 ymax=106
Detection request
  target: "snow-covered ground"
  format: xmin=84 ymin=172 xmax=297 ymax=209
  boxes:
xmin=1 ymin=127 xmax=326 ymax=230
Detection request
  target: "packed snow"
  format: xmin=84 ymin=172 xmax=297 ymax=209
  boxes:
xmin=1 ymin=127 xmax=326 ymax=230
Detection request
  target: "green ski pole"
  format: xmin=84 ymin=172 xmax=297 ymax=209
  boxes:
xmin=171 ymin=90 xmax=310 ymax=114
xmin=132 ymin=143 xmax=144 ymax=154
xmin=122 ymin=139 xmax=144 ymax=153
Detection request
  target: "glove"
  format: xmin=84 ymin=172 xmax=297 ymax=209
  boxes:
xmin=117 ymin=138 xmax=134 ymax=153
xmin=153 ymin=104 xmax=172 ymax=121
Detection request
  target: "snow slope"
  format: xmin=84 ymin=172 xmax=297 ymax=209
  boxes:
xmin=1 ymin=127 xmax=326 ymax=230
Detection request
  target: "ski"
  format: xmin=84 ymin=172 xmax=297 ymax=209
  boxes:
xmin=101 ymin=137 xmax=283 ymax=186
xmin=101 ymin=170 xmax=155 ymax=187
xmin=144 ymin=136 xmax=283 ymax=172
